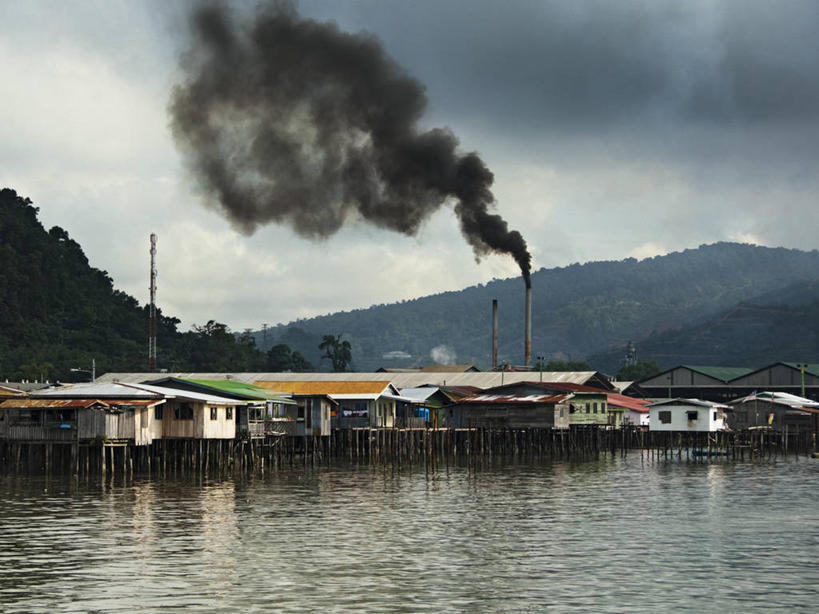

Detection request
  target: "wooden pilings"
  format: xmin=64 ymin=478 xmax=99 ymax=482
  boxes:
xmin=0 ymin=426 xmax=816 ymax=477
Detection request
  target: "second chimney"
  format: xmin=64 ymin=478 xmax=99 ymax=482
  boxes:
xmin=524 ymin=284 xmax=532 ymax=367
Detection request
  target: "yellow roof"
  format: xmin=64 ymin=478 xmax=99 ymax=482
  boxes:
xmin=254 ymin=380 xmax=391 ymax=395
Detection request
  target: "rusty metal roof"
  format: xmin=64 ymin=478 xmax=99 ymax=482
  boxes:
xmin=0 ymin=398 xmax=107 ymax=409
xmin=461 ymin=393 xmax=573 ymax=405
xmin=607 ymin=393 xmax=650 ymax=413
xmin=0 ymin=398 xmax=164 ymax=409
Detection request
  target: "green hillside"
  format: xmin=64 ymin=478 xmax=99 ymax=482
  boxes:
xmin=4 ymin=187 xmax=819 ymax=378
xmin=262 ymin=244 xmax=819 ymax=371
xmin=588 ymin=279 xmax=819 ymax=372
xmin=0 ymin=189 xmax=276 ymax=380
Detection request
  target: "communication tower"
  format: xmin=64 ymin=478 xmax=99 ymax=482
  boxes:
xmin=148 ymin=233 xmax=158 ymax=371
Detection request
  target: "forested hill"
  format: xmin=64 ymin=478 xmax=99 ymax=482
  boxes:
xmin=0 ymin=189 xmax=278 ymax=380
xmin=4 ymin=187 xmax=819 ymax=378
xmin=264 ymin=243 xmax=819 ymax=371
xmin=588 ymin=279 xmax=819 ymax=372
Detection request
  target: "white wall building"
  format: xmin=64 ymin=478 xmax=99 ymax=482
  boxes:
xmin=648 ymin=398 xmax=729 ymax=432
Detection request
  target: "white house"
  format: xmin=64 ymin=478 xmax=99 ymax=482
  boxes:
xmin=648 ymin=398 xmax=730 ymax=432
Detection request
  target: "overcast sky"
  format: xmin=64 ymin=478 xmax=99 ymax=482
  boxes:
xmin=2 ymin=0 xmax=818 ymax=332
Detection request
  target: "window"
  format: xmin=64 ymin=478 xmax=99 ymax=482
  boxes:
xmin=712 ymin=411 xmax=718 ymax=421
xmin=659 ymin=410 xmax=671 ymax=424
xmin=155 ymin=405 xmax=163 ymax=420
xmin=686 ymin=410 xmax=698 ymax=421
xmin=585 ymin=405 xmax=590 ymax=414
xmin=602 ymin=404 xmax=606 ymax=414
xmin=226 ymin=407 xmax=233 ymax=420
xmin=592 ymin=403 xmax=597 ymax=414
xmin=174 ymin=403 xmax=194 ymax=420
xmin=210 ymin=407 xmax=218 ymax=421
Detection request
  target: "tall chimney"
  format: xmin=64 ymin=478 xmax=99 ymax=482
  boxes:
xmin=524 ymin=282 xmax=532 ymax=367
xmin=492 ymin=299 xmax=498 ymax=370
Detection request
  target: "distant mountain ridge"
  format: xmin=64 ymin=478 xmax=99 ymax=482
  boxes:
xmin=262 ymin=243 xmax=819 ymax=371
xmin=588 ymin=278 xmax=819 ymax=371
xmin=4 ymin=186 xmax=818 ymax=377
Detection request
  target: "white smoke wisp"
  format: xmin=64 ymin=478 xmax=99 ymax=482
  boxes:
xmin=430 ymin=345 xmax=456 ymax=366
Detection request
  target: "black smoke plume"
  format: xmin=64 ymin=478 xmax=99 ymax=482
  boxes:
xmin=169 ymin=2 xmax=531 ymax=283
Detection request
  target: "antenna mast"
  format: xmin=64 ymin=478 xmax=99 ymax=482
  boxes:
xmin=148 ymin=233 xmax=157 ymax=371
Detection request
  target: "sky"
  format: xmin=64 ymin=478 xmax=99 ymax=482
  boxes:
xmin=2 ymin=0 xmax=819 ymax=333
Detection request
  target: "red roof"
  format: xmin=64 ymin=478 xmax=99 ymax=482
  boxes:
xmin=606 ymin=392 xmax=650 ymax=413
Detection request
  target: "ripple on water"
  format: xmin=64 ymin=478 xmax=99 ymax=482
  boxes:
xmin=1 ymin=459 xmax=819 ymax=613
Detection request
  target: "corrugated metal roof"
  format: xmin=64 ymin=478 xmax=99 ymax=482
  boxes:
xmin=254 ymin=381 xmax=395 ymax=395
xmin=607 ymin=393 xmax=650 ymax=413
xmin=398 ymin=387 xmax=440 ymax=402
xmin=783 ymin=363 xmax=819 ymax=378
xmin=683 ymin=366 xmax=754 ymax=382
xmin=123 ymin=383 xmax=242 ymax=405
xmin=648 ymin=398 xmax=730 ymax=409
xmin=183 ymin=379 xmax=285 ymax=400
xmin=461 ymin=393 xmax=572 ymax=405
xmin=0 ymin=398 xmax=108 ymax=409
xmin=98 ymin=371 xmax=605 ymax=390
xmin=32 ymin=382 xmax=162 ymax=399
xmin=731 ymin=390 xmax=819 ymax=408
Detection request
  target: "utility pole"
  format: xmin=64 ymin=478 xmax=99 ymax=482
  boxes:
xmin=797 ymin=363 xmax=807 ymax=398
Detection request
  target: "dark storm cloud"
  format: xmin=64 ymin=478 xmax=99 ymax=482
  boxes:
xmin=342 ymin=0 xmax=819 ymax=129
xmin=169 ymin=1 xmax=530 ymax=281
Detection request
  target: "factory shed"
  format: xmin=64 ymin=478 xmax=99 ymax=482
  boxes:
xmin=639 ymin=365 xmax=753 ymax=401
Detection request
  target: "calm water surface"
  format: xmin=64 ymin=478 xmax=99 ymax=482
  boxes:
xmin=1 ymin=455 xmax=818 ymax=613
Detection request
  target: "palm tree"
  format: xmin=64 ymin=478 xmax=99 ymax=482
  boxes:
xmin=319 ymin=334 xmax=352 ymax=372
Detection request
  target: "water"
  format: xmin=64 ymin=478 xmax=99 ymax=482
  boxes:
xmin=1 ymin=456 xmax=818 ymax=613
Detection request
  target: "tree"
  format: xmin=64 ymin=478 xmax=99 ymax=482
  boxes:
xmin=319 ymin=334 xmax=352 ymax=372
xmin=616 ymin=360 xmax=661 ymax=381
xmin=268 ymin=343 xmax=314 ymax=372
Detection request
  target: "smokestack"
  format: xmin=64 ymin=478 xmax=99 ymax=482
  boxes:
xmin=524 ymin=279 xmax=532 ymax=368
xmin=492 ymin=299 xmax=498 ymax=370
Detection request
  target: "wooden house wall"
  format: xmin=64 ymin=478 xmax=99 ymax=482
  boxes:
xmin=727 ymin=401 xmax=813 ymax=431
xmin=202 ymin=404 xmax=237 ymax=439
xmin=451 ymin=403 xmax=563 ymax=429
xmin=304 ymin=397 xmax=330 ymax=436
xmin=4 ymin=424 xmax=77 ymax=442
xmin=568 ymin=395 xmax=610 ymax=426
xmin=371 ymin=398 xmax=396 ymax=428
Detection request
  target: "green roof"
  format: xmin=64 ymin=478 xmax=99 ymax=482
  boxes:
xmin=683 ymin=366 xmax=753 ymax=383
xmin=184 ymin=379 xmax=292 ymax=402
xmin=782 ymin=363 xmax=819 ymax=377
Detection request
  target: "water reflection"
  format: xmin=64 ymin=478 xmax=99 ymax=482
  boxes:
xmin=1 ymin=458 xmax=818 ymax=612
